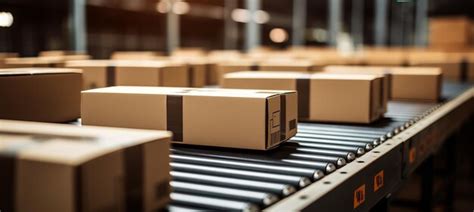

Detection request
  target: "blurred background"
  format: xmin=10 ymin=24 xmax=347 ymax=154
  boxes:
xmin=0 ymin=1 xmax=474 ymax=211
xmin=1 ymin=0 xmax=474 ymax=58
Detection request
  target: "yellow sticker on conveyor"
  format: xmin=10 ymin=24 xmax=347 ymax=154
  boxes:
xmin=353 ymin=184 xmax=366 ymax=208
xmin=374 ymin=170 xmax=384 ymax=192
xmin=409 ymin=147 xmax=416 ymax=164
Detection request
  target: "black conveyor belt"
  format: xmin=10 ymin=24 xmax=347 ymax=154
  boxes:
xmin=163 ymin=81 xmax=472 ymax=211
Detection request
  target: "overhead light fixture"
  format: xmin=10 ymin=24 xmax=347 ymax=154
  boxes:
xmin=156 ymin=1 xmax=171 ymax=13
xmin=231 ymin=9 xmax=249 ymax=23
xmin=269 ymin=28 xmax=288 ymax=43
xmin=173 ymin=1 xmax=190 ymax=15
xmin=0 ymin=12 xmax=13 ymax=28
xmin=253 ymin=10 xmax=269 ymax=24
xmin=232 ymin=9 xmax=269 ymax=24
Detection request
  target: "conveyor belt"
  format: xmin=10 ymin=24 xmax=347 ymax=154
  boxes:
xmin=167 ymin=82 xmax=473 ymax=212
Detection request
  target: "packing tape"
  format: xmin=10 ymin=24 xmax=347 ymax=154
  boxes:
xmin=280 ymin=94 xmax=286 ymax=140
xmin=166 ymin=95 xmax=183 ymax=142
xmin=106 ymin=66 xmax=116 ymax=86
xmin=296 ymin=77 xmax=310 ymax=119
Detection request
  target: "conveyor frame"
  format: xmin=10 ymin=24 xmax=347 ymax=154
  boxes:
xmin=265 ymin=87 xmax=474 ymax=211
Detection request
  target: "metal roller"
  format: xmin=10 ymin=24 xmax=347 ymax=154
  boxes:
xmin=281 ymin=159 xmax=337 ymax=173
xmin=295 ymin=133 xmax=380 ymax=146
xmin=170 ymin=192 xmax=259 ymax=212
xmin=291 ymin=137 xmax=373 ymax=150
xmin=296 ymin=132 xmax=378 ymax=143
xmin=280 ymin=145 xmax=356 ymax=161
xmin=168 ymin=204 xmax=208 ymax=212
xmin=171 ymin=181 xmax=279 ymax=206
xmin=288 ymin=141 xmax=365 ymax=155
xmin=297 ymin=128 xmax=383 ymax=139
xmin=298 ymin=124 xmax=388 ymax=135
xmin=172 ymin=148 xmax=329 ymax=177
xmin=170 ymin=171 xmax=296 ymax=197
xmin=170 ymin=154 xmax=324 ymax=180
xmin=288 ymin=153 xmax=346 ymax=167
xmin=171 ymin=162 xmax=312 ymax=188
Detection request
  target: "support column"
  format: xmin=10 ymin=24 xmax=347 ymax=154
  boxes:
xmin=166 ymin=0 xmax=180 ymax=54
xmin=245 ymin=0 xmax=261 ymax=51
xmin=328 ymin=0 xmax=342 ymax=46
xmin=351 ymin=0 xmax=364 ymax=48
xmin=224 ymin=0 xmax=238 ymax=49
xmin=69 ymin=0 xmax=87 ymax=52
xmin=292 ymin=0 xmax=306 ymax=46
xmin=414 ymin=0 xmax=428 ymax=46
xmin=374 ymin=0 xmax=388 ymax=46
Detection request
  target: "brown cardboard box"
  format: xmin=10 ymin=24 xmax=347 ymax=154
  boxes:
xmin=0 ymin=68 xmax=82 ymax=122
xmin=429 ymin=16 xmax=471 ymax=47
xmin=82 ymin=86 xmax=283 ymax=150
xmin=0 ymin=53 xmax=18 ymax=68
xmin=0 ymin=119 xmax=171 ymax=212
xmin=390 ymin=67 xmax=442 ymax=102
xmin=216 ymin=60 xmax=257 ymax=85
xmin=171 ymin=48 xmax=206 ymax=57
xmin=258 ymin=59 xmax=315 ymax=72
xmin=304 ymin=54 xmax=357 ymax=69
xmin=5 ymin=57 xmax=62 ymax=68
xmin=39 ymin=50 xmax=89 ymax=57
xmin=65 ymin=60 xmax=189 ymax=89
xmin=323 ymin=65 xmax=391 ymax=112
xmin=466 ymin=53 xmax=474 ymax=81
xmin=169 ymin=58 xmax=208 ymax=87
xmin=223 ymin=71 xmax=384 ymax=123
xmin=361 ymin=52 xmax=407 ymax=66
xmin=4 ymin=55 xmax=90 ymax=68
xmin=111 ymin=51 xmax=163 ymax=60
xmin=196 ymin=88 xmax=297 ymax=142
xmin=205 ymin=61 xmax=219 ymax=85
xmin=408 ymin=51 xmax=461 ymax=80
xmin=324 ymin=65 xmax=443 ymax=102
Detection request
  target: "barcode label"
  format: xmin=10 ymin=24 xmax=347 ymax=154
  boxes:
xmin=289 ymin=119 xmax=296 ymax=130
xmin=155 ymin=181 xmax=170 ymax=200
xmin=270 ymin=131 xmax=280 ymax=147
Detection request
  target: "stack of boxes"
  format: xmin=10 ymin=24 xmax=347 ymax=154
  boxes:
xmin=1 ymin=42 xmax=468 ymax=210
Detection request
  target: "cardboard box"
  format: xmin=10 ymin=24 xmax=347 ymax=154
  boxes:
xmin=408 ymin=52 xmax=461 ymax=80
xmin=324 ymin=65 xmax=443 ymax=102
xmin=223 ymin=71 xmax=384 ymax=123
xmin=82 ymin=86 xmax=283 ymax=150
xmin=65 ymin=60 xmax=190 ymax=89
xmin=195 ymin=88 xmax=297 ymax=142
xmin=5 ymin=57 xmax=62 ymax=68
xmin=206 ymin=61 xmax=219 ymax=85
xmin=169 ymin=58 xmax=208 ymax=87
xmin=216 ymin=60 xmax=257 ymax=85
xmin=323 ymin=66 xmax=391 ymax=112
xmin=429 ymin=16 xmax=471 ymax=47
xmin=390 ymin=67 xmax=442 ymax=102
xmin=0 ymin=53 xmax=18 ymax=68
xmin=110 ymin=51 xmax=163 ymax=60
xmin=361 ymin=52 xmax=407 ymax=66
xmin=466 ymin=53 xmax=474 ymax=81
xmin=258 ymin=59 xmax=315 ymax=72
xmin=0 ymin=68 xmax=82 ymax=122
xmin=0 ymin=119 xmax=171 ymax=212
xmin=4 ymin=55 xmax=90 ymax=68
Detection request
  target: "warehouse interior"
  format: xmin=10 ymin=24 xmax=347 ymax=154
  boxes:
xmin=0 ymin=0 xmax=474 ymax=211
